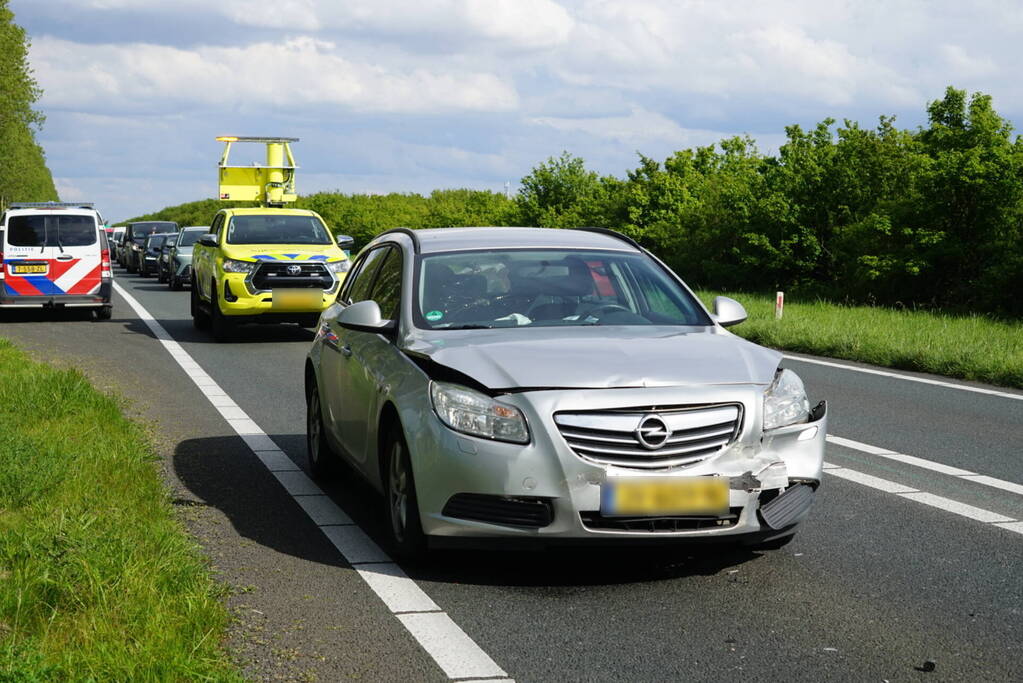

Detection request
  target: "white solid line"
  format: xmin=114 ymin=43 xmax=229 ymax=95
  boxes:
xmin=110 ymin=281 xmax=509 ymax=681
xmin=356 ymin=563 xmax=441 ymax=613
xmin=827 ymin=435 xmax=1023 ymax=496
xmin=295 ymin=495 xmax=354 ymax=526
xmin=898 ymin=492 xmax=1015 ymax=523
xmin=825 ymin=467 xmax=919 ymax=494
xmin=271 ymin=470 xmax=324 ymax=496
xmin=397 ymin=612 xmax=508 ymax=680
xmin=320 ymin=525 xmax=391 ymax=564
xmin=784 ymin=353 xmax=1023 ymax=401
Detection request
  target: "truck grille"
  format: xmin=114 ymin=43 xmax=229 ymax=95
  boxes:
xmin=554 ymin=403 xmax=742 ymax=470
xmin=251 ymin=262 xmax=332 ymax=291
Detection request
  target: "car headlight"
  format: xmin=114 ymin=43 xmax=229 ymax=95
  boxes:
xmin=325 ymin=260 xmax=351 ymax=274
xmin=222 ymin=258 xmax=256 ymax=273
xmin=430 ymin=381 xmax=529 ymax=444
xmin=763 ymin=369 xmax=810 ymax=430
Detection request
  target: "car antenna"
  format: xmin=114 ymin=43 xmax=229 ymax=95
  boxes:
xmin=215 ymin=136 xmax=300 ymax=208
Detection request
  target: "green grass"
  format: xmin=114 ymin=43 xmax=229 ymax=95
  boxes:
xmin=0 ymin=339 xmax=240 ymax=681
xmin=697 ymin=291 xmax=1023 ymax=389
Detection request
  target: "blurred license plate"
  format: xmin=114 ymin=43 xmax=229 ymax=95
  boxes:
xmin=601 ymin=477 xmax=729 ymax=516
xmin=12 ymin=264 xmax=47 ymax=274
xmin=271 ymin=288 xmax=321 ymax=311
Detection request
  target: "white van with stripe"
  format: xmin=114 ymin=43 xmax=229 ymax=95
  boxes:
xmin=0 ymin=202 xmax=113 ymax=319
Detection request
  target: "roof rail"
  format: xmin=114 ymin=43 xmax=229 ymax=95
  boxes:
xmin=9 ymin=201 xmax=95 ymax=209
xmin=572 ymin=227 xmax=644 ymax=251
xmin=377 ymin=227 xmax=421 ymax=254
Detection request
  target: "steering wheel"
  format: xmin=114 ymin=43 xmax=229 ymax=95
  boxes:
xmin=583 ymin=303 xmax=633 ymax=318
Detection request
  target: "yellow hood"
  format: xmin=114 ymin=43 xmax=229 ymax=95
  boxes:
xmin=220 ymin=244 xmax=347 ymax=263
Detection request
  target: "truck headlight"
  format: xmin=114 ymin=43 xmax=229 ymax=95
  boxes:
xmin=763 ymin=369 xmax=810 ymax=430
xmin=325 ymin=260 xmax=351 ymax=274
xmin=222 ymin=258 xmax=256 ymax=273
xmin=430 ymin=382 xmax=529 ymax=444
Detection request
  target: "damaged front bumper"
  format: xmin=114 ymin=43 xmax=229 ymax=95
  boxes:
xmin=407 ymin=384 xmax=828 ymax=545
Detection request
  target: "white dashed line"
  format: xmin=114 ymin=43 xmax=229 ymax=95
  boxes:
xmin=112 ymin=281 xmax=510 ymax=682
xmin=784 ymin=354 xmax=1023 ymax=401
xmin=827 ymin=435 xmax=1023 ymax=497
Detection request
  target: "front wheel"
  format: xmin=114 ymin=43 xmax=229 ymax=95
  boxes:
xmin=93 ymin=306 xmax=112 ymax=320
xmin=169 ymin=273 xmax=181 ymax=291
xmin=191 ymin=278 xmax=210 ymax=330
xmin=306 ymin=377 xmax=339 ymax=479
xmin=210 ymin=284 xmax=233 ymax=342
xmin=384 ymin=428 xmax=427 ymax=562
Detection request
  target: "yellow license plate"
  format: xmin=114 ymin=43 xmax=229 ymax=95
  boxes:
xmin=12 ymin=264 xmax=47 ymax=274
xmin=602 ymin=477 xmax=729 ymax=516
xmin=271 ymin=288 xmax=321 ymax=311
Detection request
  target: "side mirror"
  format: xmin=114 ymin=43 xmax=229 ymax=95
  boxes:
xmin=198 ymin=234 xmax=218 ymax=247
xmin=336 ymin=234 xmax=355 ymax=250
xmin=712 ymin=296 xmax=747 ymax=327
xmin=337 ymin=300 xmax=396 ymax=334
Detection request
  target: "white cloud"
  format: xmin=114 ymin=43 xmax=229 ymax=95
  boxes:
xmin=529 ymin=108 xmax=725 ymax=146
xmin=31 ymin=36 xmax=519 ymax=114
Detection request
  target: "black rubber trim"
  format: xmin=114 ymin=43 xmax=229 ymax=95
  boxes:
xmin=759 ymin=484 xmax=815 ymax=530
xmin=572 ymin=227 xmax=644 ymax=252
xmin=376 ymin=227 xmax=421 ymax=254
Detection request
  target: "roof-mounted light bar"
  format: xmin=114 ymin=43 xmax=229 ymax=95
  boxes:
xmin=8 ymin=201 xmax=95 ymax=209
xmin=216 ymin=136 xmax=299 ymax=143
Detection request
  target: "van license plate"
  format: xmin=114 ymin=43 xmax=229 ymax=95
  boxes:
xmin=12 ymin=264 xmax=47 ymax=274
xmin=601 ymin=477 xmax=729 ymax=516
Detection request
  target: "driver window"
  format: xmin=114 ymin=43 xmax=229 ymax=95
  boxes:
xmin=369 ymin=248 xmax=403 ymax=320
xmin=345 ymin=247 xmax=388 ymax=304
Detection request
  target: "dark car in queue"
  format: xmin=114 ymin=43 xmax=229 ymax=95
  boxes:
xmin=164 ymin=226 xmax=207 ymax=290
xmin=123 ymin=221 xmax=178 ymax=273
xmin=156 ymin=233 xmax=178 ymax=283
xmin=138 ymin=232 xmax=174 ymax=277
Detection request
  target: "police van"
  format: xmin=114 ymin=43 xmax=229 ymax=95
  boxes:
xmin=0 ymin=202 xmax=113 ymax=319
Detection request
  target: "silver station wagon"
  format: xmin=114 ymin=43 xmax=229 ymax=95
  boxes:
xmin=305 ymin=227 xmax=827 ymax=559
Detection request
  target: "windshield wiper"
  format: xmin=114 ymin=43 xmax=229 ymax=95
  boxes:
xmin=443 ymin=324 xmax=492 ymax=330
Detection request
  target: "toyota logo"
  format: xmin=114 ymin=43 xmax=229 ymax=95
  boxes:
xmin=635 ymin=415 xmax=670 ymax=450
xmin=287 ymin=264 xmax=302 ymax=275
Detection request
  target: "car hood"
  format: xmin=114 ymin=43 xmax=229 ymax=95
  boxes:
xmin=404 ymin=326 xmax=781 ymax=391
xmin=220 ymin=244 xmax=346 ymax=262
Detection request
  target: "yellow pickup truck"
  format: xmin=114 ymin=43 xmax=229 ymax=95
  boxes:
xmin=190 ymin=207 xmax=351 ymax=340
xmin=190 ymin=136 xmax=353 ymax=341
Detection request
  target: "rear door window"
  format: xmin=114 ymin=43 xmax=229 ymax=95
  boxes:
xmin=368 ymin=248 xmax=403 ymax=320
xmin=6 ymin=215 xmax=96 ymax=247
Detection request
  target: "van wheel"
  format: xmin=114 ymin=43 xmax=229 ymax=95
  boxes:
xmin=210 ymin=284 xmax=233 ymax=342
xmin=191 ymin=278 xmax=210 ymax=330
xmin=169 ymin=273 xmax=181 ymax=291
xmin=384 ymin=427 xmax=427 ymax=562
xmin=94 ymin=306 xmax=112 ymax=320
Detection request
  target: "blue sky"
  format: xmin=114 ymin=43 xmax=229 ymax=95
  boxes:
xmin=13 ymin=0 xmax=1023 ymax=222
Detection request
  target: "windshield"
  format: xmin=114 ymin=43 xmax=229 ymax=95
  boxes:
xmin=6 ymin=214 xmax=97 ymax=247
xmin=146 ymin=235 xmax=166 ymax=248
xmin=415 ymin=249 xmax=712 ymax=329
xmin=131 ymin=222 xmax=177 ymax=243
xmin=226 ymin=215 xmax=331 ymax=245
xmin=176 ymin=230 xmax=204 ymax=247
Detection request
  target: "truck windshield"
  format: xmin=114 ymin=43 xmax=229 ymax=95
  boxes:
xmin=7 ymin=215 xmax=97 ymax=247
xmin=226 ymin=215 xmax=332 ymax=245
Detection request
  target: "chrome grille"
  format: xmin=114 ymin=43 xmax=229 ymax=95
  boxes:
xmin=554 ymin=404 xmax=742 ymax=469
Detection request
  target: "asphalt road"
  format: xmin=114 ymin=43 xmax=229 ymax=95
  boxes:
xmin=2 ymin=264 xmax=1021 ymax=682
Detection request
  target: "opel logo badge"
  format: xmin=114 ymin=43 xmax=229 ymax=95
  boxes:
xmin=635 ymin=415 xmax=670 ymax=450
xmin=287 ymin=264 xmax=302 ymax=275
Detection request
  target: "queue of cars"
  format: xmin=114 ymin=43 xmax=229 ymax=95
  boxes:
xmin=101 ymin=217 xmax=827 ymax=561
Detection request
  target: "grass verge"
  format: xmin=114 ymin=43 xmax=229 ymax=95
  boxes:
xmin=697 ymin=291 xmax=1023 ymax=389
xmin=0 ymin=338 xmax=240 ymax=681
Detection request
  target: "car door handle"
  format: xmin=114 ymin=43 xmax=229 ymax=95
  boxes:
xmin=56 ymin=254 xmax=74 ymax=261
xmin=340 ymin=344 xmax=352 ymax=357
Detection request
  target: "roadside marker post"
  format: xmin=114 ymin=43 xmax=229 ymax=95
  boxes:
xmin=775 ymin=291 xmax=784 ymax=319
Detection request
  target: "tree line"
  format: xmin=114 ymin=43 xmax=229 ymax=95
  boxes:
xmin=0 ymin=0 xmax=57 ymax=208
xmin=129 ymin=86 xmax=1023 ymax=317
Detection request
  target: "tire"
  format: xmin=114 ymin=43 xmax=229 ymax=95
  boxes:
xmin=139 ymin=261 xmax=148 ymax=277
xmin=306 ymin=376 xmax=339 ymax=479
xmin=210 ymin=282 xmax=233 ymax=342
xmin=191 ymin=277 xmax=210 ymax=330
xmin=158 ymin=267 xmax=166 ymax=283
xmin=383 ymin=427 xmax=427 ymax=562
xmin=170 ymin=273 xmax=181 ymax=291
xmin=93 ymin=306 xmax=112 ymax=320
xmin=126 ymin=258 xmax=136 ymax=274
